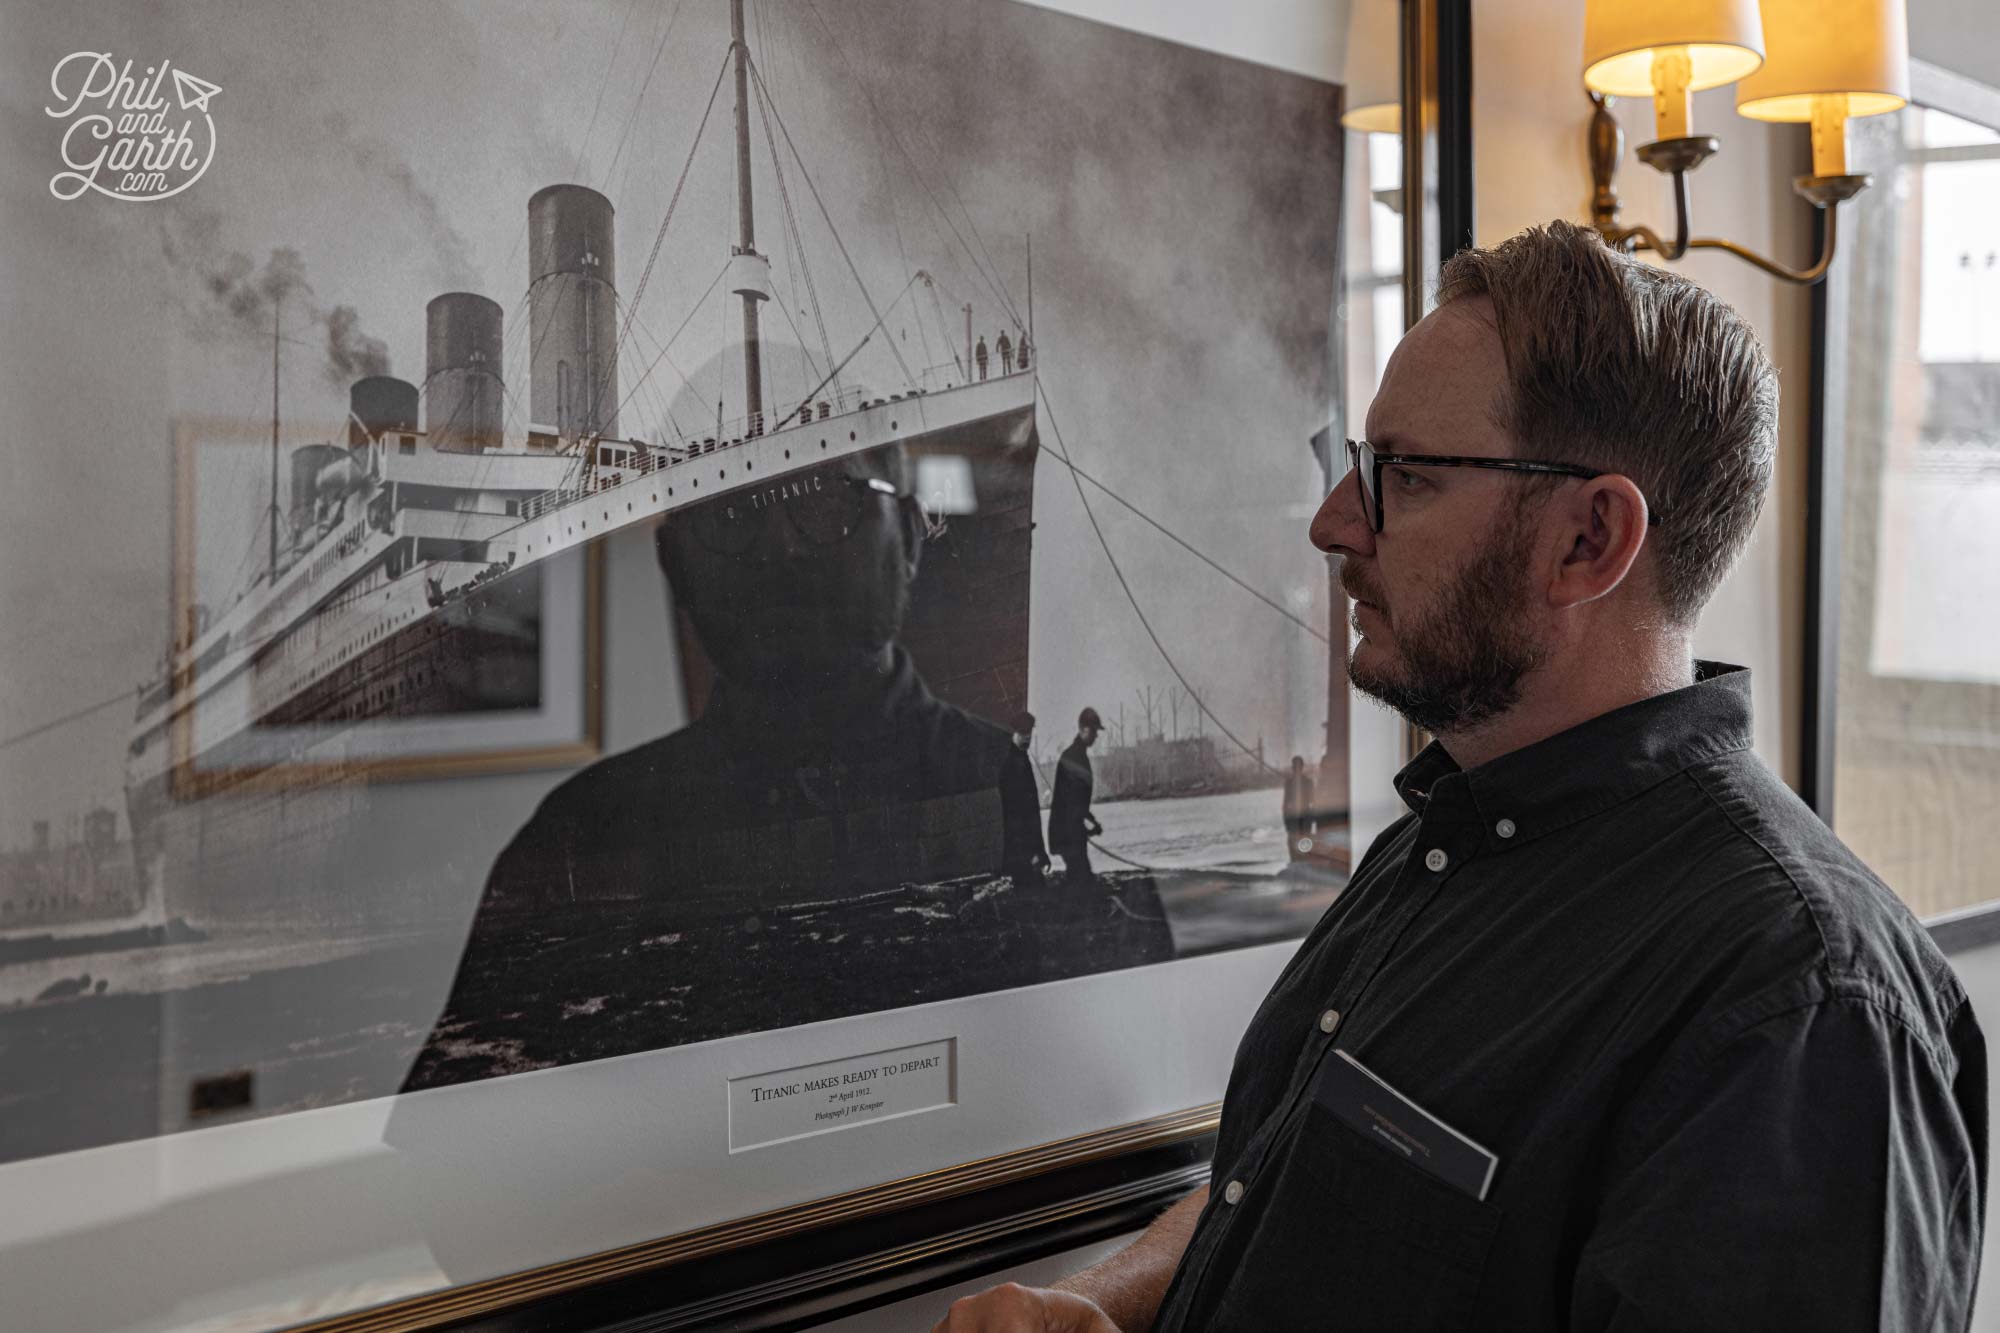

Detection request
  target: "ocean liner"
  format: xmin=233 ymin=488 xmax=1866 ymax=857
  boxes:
xmin=120 ymin=0 xmax=1040 ymax=929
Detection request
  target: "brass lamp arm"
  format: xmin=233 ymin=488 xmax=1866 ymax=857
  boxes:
xmin=1586 ymin=91 xmax=1863 ymax=286
xmin=1610 ymin=189 xmax=1841 ymax=284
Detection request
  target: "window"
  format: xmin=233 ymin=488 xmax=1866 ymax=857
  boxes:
xmin=1821 ymin=71 xmax=2000 ymax=921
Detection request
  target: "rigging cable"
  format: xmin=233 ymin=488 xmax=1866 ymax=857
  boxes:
xmin=603 ymin=0 xmax=690 ymax=194
xmin=571 ymin=0 xmax=643 ymax=181
xmin=1037 ymin=379 xmax=1283 ymax=777
xmin=750 ymin=74 xmax=839 ymax=391
xmin=584 ymin=47 xmax=735 ymax=448
xmin=797 ymin=0 xmax=1023 ymax=334
xmin=744 ymin=54 xmax=916 ymax=389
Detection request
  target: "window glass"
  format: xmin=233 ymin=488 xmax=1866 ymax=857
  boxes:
xmin=1834 ymin=99 xmax=2000 ymax=919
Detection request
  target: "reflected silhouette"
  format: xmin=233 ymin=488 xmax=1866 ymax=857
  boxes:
xmin=403 ymin=446 xmax=1170 ymax=1092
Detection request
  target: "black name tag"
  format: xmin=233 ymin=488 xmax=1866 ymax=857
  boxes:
xmin=1313 ymin=1049 xmax=1498 ymax=1201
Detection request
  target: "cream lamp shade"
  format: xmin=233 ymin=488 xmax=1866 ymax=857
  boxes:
xmin=1736 ymin=0 xmax=1909 ymax=122
xmin=1582 ymin=0 xmax=1766 ymax=98
xmin=1340 ymin=0 xmax=1401 ymax=134
xmin=1738 ymin=0 xmax=1908 ymax=177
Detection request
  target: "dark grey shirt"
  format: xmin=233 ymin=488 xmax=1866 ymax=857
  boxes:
xmin=1154 ymin=662 xmax=1985 ymax=1331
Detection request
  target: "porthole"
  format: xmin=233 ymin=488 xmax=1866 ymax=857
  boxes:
xmin=891 ymin=421 xmax=898 ymax=430
xmin=784 ymin=449 xmax=790 ymax=459
xmin=820 ymin=439 xmax=827 ymax=449
xmin=693 ymin=479 xmax=699 ymax=488
xmin=849 ymin=431 xmax=856 ymax=441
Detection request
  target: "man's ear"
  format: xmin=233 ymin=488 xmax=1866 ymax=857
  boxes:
xmin=897 ymin=495 xmax=926 ymax=581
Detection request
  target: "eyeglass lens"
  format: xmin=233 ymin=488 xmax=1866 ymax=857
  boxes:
xmin=686 ymin=474 xmax=881 ymax=556
xmin=1344 ymin=439 xmax=1379 ymax=531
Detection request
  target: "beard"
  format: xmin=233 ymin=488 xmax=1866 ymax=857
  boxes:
xmin=1343 ymin=502 xmax=1550 ymax=735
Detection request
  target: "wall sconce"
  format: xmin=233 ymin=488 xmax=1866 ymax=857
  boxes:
xmin=1583 ymin=0 xmax=1909 ymax=283
xmin=1341 ymin=0 xmax=1405 ymax=213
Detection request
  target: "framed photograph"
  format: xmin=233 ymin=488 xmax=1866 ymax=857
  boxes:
xmin=0 ymin=0 xmax=1460 ymax=1328
xmin=1801 ymin=57 xmax=2000 ymax=948
xmin=166 ymin=414 xmax=603 ymax=800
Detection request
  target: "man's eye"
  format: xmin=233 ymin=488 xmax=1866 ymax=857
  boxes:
xmin=1389 ymin=467 xmax=1424 ymax=491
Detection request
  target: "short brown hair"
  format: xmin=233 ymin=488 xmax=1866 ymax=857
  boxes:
xmin=1435 ymin=221 xmax=1778 ymax=625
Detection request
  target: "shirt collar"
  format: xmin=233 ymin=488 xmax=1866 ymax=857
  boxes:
xmin=1391 ymin=661 xmax=1755 ymax=850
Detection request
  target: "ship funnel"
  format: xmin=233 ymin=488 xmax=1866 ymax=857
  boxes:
xmin=425 ymin=293 xmax=505 ymax=453
xmin=527 ymin=184 xmax=618 ymax=443
xmin=348 ymin=376 xmax=419 ymax=450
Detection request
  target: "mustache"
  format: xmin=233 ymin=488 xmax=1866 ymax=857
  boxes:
xmin=1339 ymin=564 xmax=1385 ymax=609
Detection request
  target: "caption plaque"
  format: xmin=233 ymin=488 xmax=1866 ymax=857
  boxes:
xmin=728 ymin=1038 xmax=958 ymax=1151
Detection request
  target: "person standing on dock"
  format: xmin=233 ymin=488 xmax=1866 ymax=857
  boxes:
xmin=975 ymin=334 xmax=989 ymax=381
xmin=999 ymin=711 xmax=1049 ymax=886
xmin=1047 ymin=708 xmax=1104 ymax=884
xmin=996 ymin=329 xmax=1014 ymax=374
xmin=1282 ymin=754 xmax=1316 ymax=860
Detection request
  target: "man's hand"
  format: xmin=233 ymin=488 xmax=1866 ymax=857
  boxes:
xmin=930 ymin=1282 xmax=1121 ymax=1332
xmin=1085 ymin=816 xmax=1104 ymax=837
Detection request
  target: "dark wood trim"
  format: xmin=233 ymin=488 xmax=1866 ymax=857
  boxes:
xmin=1799 ymin=205 xmax=1841 ymax=823
xmin=446 ymin=1136 xmax=1215 ymax=1332
xmin=1434 ymin=0 xmax=1475 ymax=263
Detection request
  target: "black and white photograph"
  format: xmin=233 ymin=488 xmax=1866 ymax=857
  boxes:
xmin=0 ymin=0 xmax=1359 ymax=1175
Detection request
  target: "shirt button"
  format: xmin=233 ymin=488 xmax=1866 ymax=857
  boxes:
xmin=1496 ymin=819 xmax=1517 ymax=839
xmin=1424 ymin=848 xmax=1448 ymax=872
xmin=1223 ymin=1180 xmax=1245 ymax=1205
xmin=1318 ymin=1008 xmax=1341 ymax=1034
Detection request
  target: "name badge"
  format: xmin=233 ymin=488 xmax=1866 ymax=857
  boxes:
xmin=1313 ymin=1049 xmax=1498 ymax=1200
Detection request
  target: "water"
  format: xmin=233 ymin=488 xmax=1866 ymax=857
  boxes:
xmin=1092 ymin=787 xmax=1348 ymax=876
xmin=0 ymin=925 xmax=426 ymax=1007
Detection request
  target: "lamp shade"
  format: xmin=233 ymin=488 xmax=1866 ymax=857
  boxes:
xmin=1583 ymin=0 xmax=1765 ymax=97
xmin=1736 ymin=0 xmax=1909 ymax=121
xmin=1341 ymin=0 xmax=1401 ymax=133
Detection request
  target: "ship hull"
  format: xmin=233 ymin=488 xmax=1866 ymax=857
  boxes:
xmin=675 ymin=396 xmax=1039 ymax=724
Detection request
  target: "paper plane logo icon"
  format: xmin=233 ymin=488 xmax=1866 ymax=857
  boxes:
xmin=171 ymin=68 xmax=220 ymax=113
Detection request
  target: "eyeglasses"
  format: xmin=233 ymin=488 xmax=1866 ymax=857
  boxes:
xmin=1343 ymin=438 xmax=1661 ymax=535
xmin=686 ymin=474 xmax=902 ymax=557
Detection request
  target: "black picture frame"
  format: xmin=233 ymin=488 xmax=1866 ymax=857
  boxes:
xmin=1800 ymin=58 xmax=2000 ymax=955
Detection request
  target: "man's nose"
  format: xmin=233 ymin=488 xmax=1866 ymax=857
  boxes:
xmin=1309 ymin=467 xmax=1374 ymax=556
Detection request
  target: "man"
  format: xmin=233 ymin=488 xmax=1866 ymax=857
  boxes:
xmin=975 ymin=334 xmax=990 ymax=382
xmin=999 ymin=710 xmax=1049 ymax=885
xmin=404 ymin=445 xmax=1020 ymax=1085
xmin=1281 ymin=754 xmax=1315 ymax=860
xmin=997 ymin=328 xmax=1015 ymax=374
xmin=1047 ymin=707 xmax=1104 ymax=885
xmin=935 ymin=221 xmax=1985 ymax=1331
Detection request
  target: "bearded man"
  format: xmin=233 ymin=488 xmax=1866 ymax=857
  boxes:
xmin=935 ymin=222 xmax=1985 ymax=1331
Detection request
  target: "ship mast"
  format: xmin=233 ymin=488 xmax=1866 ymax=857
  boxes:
xmin=269 ymin=295 xmax=281 ymax=580
xmin=730 ymin=0 xmax=764 ymax=434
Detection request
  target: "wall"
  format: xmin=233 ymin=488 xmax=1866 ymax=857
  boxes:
xmin=1476 ymin=0 xmax=1815 ymax=787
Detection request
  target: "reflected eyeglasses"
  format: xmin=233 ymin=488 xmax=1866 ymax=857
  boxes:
xmin=686 ymin=475 xmax=902 ymax=557
xmin=1342 ymin=438 xmax=1661 ymax=535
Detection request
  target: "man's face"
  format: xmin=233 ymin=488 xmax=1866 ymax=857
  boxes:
xmin=1081 ymin=724 xmax=1101 ymax=748
xmin=659 ymin=457 xmax=918 ymax=691
xmin=1309 ymin=300 xmax=1552 ymax=735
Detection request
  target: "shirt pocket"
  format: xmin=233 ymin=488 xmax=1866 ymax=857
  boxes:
xmin=1213 ymin=1100 xmax=1502 ymax=1332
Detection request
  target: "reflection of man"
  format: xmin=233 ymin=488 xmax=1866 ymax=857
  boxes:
xmin=1047 ymin=708 xmax=1103 ymax=884
xmin=940 ymin=225 xmax=1983 ymax=1329
xmin=479 ymin=444 xmax=1006 ymax=907
xmin=403 ymin=445 xmax=1036 ymax=1092
xmin=999 ymin=711 xmax=1048 ymax=885
xmin=1281 ymin=754 xmax=1315 ymax=859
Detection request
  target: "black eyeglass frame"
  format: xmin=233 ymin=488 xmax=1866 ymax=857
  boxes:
xmin=1343 ymin=438 xmax=1660 ymax=534
xmin=686 ymin=475 xmax=904 ymax=557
